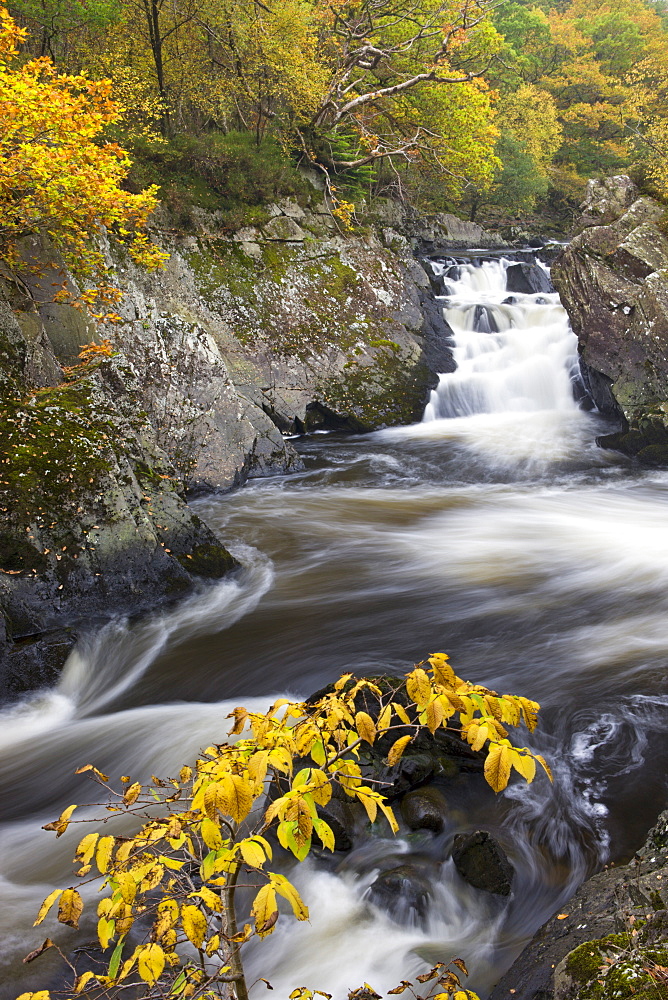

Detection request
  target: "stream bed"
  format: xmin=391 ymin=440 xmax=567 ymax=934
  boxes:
xmin=1 ymin=256 xmax=667 ymax=998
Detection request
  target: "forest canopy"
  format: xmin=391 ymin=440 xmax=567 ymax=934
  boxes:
xmin=4 ymin=0 xmax=668 ymax=226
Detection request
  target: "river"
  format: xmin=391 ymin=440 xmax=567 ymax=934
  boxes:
xmin=1 ymin=255 xmax=667 ymax=999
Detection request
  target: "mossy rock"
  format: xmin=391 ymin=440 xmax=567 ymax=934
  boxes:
xmin=558 ymin=927 xmax=668 ymax=1000
xmin=177 ymin=542 xmax=237 ymax=579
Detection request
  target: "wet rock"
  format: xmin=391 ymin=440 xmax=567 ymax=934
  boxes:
xmin=489 ymin=809 xmax=668 ymax=1000
xmin=505 ymin=262 xmax=554 ymax=295
xmin=401 ymin=787 xmax=447 ymax=833
xmin=367 ymin=863 xmax=434 ymax=921
xmin=317 ymin=798 xmax=356 ymax=852
xmin=452 ymin=831 xmax=514 ymax=895
xmin=473 ymin=304 xmax=499 ymax=333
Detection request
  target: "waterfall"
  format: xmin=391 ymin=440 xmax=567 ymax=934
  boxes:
xmin=423 ymin=258 xmax=581 ymax=421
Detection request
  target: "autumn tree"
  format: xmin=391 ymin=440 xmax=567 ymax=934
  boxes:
xmin=0 ymin=6 xmax=166 ymax=312
xmin=18 ymin=654 xmax=550 ymax=1000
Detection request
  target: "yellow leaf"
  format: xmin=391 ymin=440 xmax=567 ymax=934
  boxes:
xmin=43 ymin=803 xmax=77 ymax=838
xmin=334 ymin=673 xmax=353 ymax=691
xmin=429 ymin=653 xmax=456 ymax=688
xmin=123 ymin=782 xmax=141 ymax=806
xmin=314 ymin=818 xmax=335 ymax=851
xmin=115 ymin=872 xmax=137 ymax=905
xmin=535 ymin=753 xmax=553 ymax=782
xmin=96 ymin=835 xmax=115 ymax=874
xmin=406 ymin=668 xmax=431 ymax=708
xmin=200 ymin=817 xmax=224 ymax=851
xmin=228 ymin=706 xmax=248 ymax=735
xmin=248 ymin=750 xmax=270 ymax=785
xmin=387 ymin=735 xmax=412 ymax=767
xmin=239 ymin=838 xmax=266 ymax=868
xmin=181 ymin=905 xmax=207 ymax=949
xmin=307 ymin=769 xmax=332 ymax=807
xmin=206 ymin=933 xmax=221 ymax=956
xmin=378 ymin=800 xmax=399 ymax=834
xmin=97 ymin=916 xmax=115 ymax=949
xmin=519 ymin=697 xmax=540 ymax=732
xmin=355 ymin=787 xmax=378 ymax=824
xmin=252 ymin=884 xmax=278 ymax=936
xmin=355 ymin=711 xmax=376 ymax=745
xmin=179 ymin=765 xmax=193 ymax=783
xmin=58 ymin=888 xmax=84 ymax=929
xmin=392 ymin=702 xmax=411 ymax=724
xmin=137 ymin=943 xmax=165 ymax=985
xmin=222 ymin=773 xmax=254 ymax=823
xmin=425 ymin=698 xmax=444 ymax=734
xmin=271 ymin=874 xmax=309 ymax=920
xmin=75 ymin=832 xmax=98 ymax=865
xmin=377 ymin=704 xmax=392 ymax=732
xmin=511 ymin=750 xmax=536 ymax=783
xmin=484 ymin=742 xmax=512 ymax=792
xmin=34 ymin=889 xmax=62 ymax=926
xmin=74 ymin=971 xmax=96 ymax=993
xmin=16 ymin=994 xmax=51 ymax=1000
xmin=191 ymin=887 xmax=222 ymax=912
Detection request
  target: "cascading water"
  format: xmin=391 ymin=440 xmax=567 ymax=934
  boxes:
xmin=1 ymin=252 xmax=667 ymax=1000
xmin=423 ymin=258 xmax=578 ymax=419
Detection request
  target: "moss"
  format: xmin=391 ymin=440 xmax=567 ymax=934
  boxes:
xmin=177 ymin=542 xmax=237 ymax=579
xmin=0 ymin=374 xmax=114 ymax=526
xmin=565 ymin=930 xmax=668 ymax=1000
xmin=320 ymin=347 xmax=430 ymax=429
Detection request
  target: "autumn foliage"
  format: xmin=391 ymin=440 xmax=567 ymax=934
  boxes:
xmin=0 ymin=5 xmax=166 ymax=299
xmin=19 ymin=654 xmax=550 ymax=1000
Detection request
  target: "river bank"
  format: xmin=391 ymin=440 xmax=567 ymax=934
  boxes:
xmin=0 ymin=194 xmax=505 ymax=698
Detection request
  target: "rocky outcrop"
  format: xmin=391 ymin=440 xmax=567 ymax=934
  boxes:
xmin=552 ymin=177 xmax=668 ymax=463
xmin=0 ymin=271 xmax=238 ymax=699
xmin=490 ymin=809 xmax=668 ymax=1000
xmin=1 ymin=193 xmax=485 ymax=698
xmin=82 ymin=199 xmax=469 ymax=492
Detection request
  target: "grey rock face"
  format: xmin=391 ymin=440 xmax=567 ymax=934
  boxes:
xmin=0 ymin=279 xmax=238 ymax=700
xmin=552 ymin=177 xmax=668 ymax=463
xmin=578 ymin=175 xmax=639 ymax=229
xmin=452 ymin=830 xmax=514 ymax=896
xmin=489 ymin=809 xmax=668 ymax=1000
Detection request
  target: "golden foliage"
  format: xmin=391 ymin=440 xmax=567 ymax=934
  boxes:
xmin=24 ymin=654 xmax=549 ymax=999
xmin=0 ymin=6 xmax=167 ymax=307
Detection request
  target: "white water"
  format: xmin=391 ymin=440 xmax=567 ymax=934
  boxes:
xmin=2 ymin=254 xmax=668 ymax=1000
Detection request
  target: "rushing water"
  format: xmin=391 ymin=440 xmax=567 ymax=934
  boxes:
xmin=2 ymin=256 xmax=668 ymax=999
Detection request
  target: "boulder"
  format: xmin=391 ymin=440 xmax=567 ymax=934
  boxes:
xmin=262 ymin=216 xmax=306 ymax=241
xmin=578 ymin=175 xmax=639 ymax=229
xmin=489 ymin=809 xmax=668 ymax=1000
xmin=367 ymin=863 xmax=435 ymax=922
xmin=452 ymin=831 xmax=514 ymax=895
xmin=505 ymin=262 xmax=554 ymax=295
xmin=401 ymin=787 xmax=448 ymax=834
xmin=552 ymin=178 xmax=668 ymax=462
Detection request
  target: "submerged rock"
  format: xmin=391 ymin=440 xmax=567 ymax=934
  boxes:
xmin=452 ymin=831 xmax=514 ymax=896
xmin=367 ymin=863 xmax=435 ymax=922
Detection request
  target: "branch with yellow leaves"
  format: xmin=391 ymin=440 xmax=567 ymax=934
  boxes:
xmin=19 ymin=652 xmax=550 ymax=1000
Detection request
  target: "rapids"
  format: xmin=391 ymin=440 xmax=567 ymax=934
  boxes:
xmin=1 ymin=255 xmax=667 ymax=999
